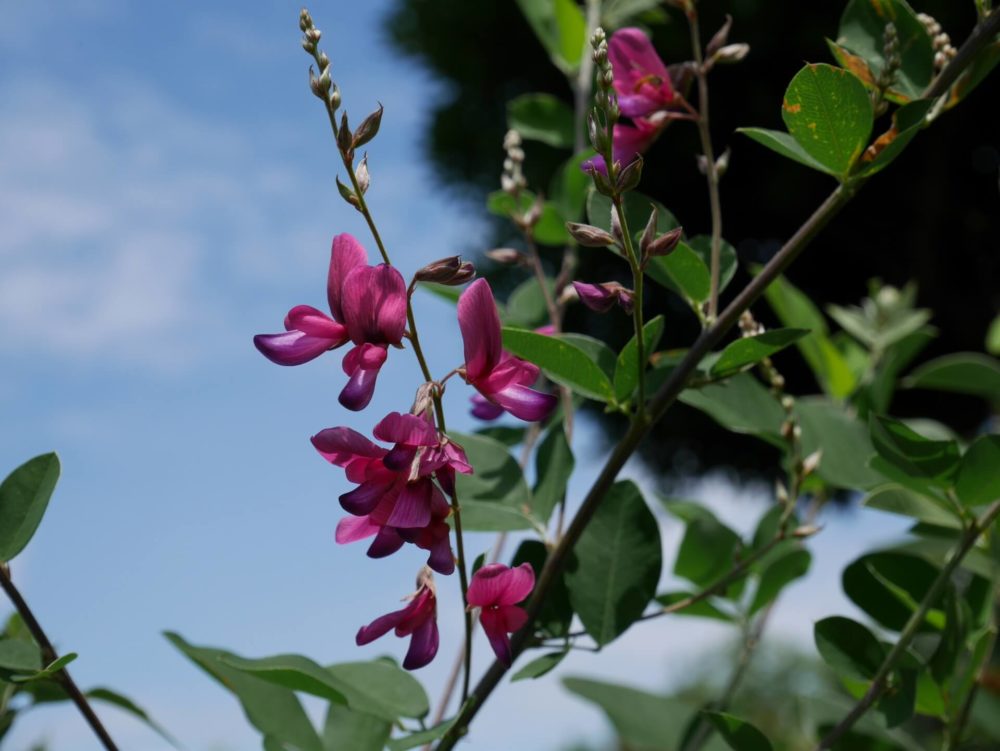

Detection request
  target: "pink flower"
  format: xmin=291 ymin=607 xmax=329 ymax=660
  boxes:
xmin=254 ymin=233 xmax=407 ymax=411
xmin=457 ymin=279 xmax=557 ymax=422
xmin=572 ymin=281 xmax=635 ymax=314
xmin=609 ymin=28 xmax=676 ymax=118
xmin=466 ymin=563 xmax=535 ymax=666
xmin=312 ymin=412 xmax=471 ymax=575
xmin=357 ymin=568 xmax=439 ymax=670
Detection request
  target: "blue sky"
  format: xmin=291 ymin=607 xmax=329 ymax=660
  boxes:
xmin=0 ymin=2 xmax=912 ymax=749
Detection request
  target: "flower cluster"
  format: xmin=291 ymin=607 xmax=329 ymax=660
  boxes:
xmin=255 ymin=235 xmax=550 ymax=668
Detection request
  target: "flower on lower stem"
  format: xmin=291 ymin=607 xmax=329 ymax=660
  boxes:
xmin=572 ymin=281 xmax=635 ymax=314
xmin=466 ymin=562 xmax=535 ymax=666
xmin=253 ymin=233 xmax=407 ymax=411
xmin=457 ymin=279 xmax=557 ymax=422
xmin=357 ymin=566 xmax=439 ymax=670
xmin=312 ymin=411 xmax=470 ymax=574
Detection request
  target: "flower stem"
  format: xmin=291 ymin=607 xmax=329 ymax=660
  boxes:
xmin=686 ymin=7 xmax=725 ymax=325
xmin=0 ymin=564 xmax=119 ymax=751
xmin=612 ymin=195 xmax=648 ymax=415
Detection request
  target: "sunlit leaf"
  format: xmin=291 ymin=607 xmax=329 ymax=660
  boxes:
xmin=502 ymin=327 xmax=614 ymax=402
xmin=0 ymin=453 xmax=60 ymax=562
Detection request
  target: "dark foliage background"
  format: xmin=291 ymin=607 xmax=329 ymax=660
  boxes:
xmin=383 ymin=0 xmax=999 ymax=482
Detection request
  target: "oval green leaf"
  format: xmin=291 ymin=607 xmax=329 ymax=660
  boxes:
xmin=614 ymin=316 xmax=665 ymax=403
xmin=705 ymin=711 xmax=774 ymax=751
xmin=956 ymin=435 xmax=1000 ymax=507
xmin=814 ymin=616 xmax=886 ymax=681
xmin=0 ymin=453 xmax=60 ymax=562
xmin=710 ymin=328 xmax=810 ymax=379
xmin=507 ymin=93 xmax=575 ymax=148
xmin=502 ymin=327 xmax=614 ymax=402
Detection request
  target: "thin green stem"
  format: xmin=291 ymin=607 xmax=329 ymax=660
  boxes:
xmin=0 ymin=565 xmax=119 ymax=751
xmin=612 ymin=195 xmax=648 ymax=413
xmin=814 ymin=499 xmax=1000 ymax=751
xmin=687 ymin=7 xmax=724 ymax=324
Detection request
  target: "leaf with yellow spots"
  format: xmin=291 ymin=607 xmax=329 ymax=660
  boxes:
xmin=781 ymin=63 xmax=873 ymax=180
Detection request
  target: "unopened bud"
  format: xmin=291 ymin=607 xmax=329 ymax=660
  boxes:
xmin=336 ymin=175 xmax=360 ymax=210
xmin=523 ymin=195 xmax=544 ymax=227
xmin=355 ymin=154 xmax=370 ymax=194
xmin=610 ymin=206 xmax=623 ymax=243
xmin=640 ymin=205 xmax=658 ymax=254
xmin=572 ymin=281 xmax=634 ymax=315
xmin=781 ymin=419 xmax=796 ymax=441
xmin=706 ymin=15 xmax=733 ymax=57
xmin=792 ymin=524 xmax=820 ymax=539
xmin=317 ymin=51 xmax=330 ymax=70
xmin=715 ymin=148 xmax=731 ymax=177
xmin=337 ymin=111 xmax=353 ymax=157
xmin=566 ymin=222 xmax=616 ymax=247
xmin=299 ymin=8 xmax=314 ymax=32
xmin=714 ymin=43 xmax=750 ymax=64
xmin=412 ymin=383 xmax=436 ymax=416
xmin=414 ymin=256 xmax=476 ymax=286
xmin=486 ymin=248 xmax=526 ymax=265
xmin=309 ymin=68 xmax=323 ymax=98
xmin=328 ymin=85 xmax=341 ymax=110
xmin=616 ymin=155 xmax=643 ymax=193
xmin=353 ymin=104 xmax=384 ymax=148
xmin=802 ymin=450 xmax=822 ymax=477
xmin=775 ymin=479 xmax=789 ymax=505
xmin=780 ymin=395 xmax=794 ymax=411
xmin=696 ymin=154 xmax=709 ymax=176
xmin=588 ymin=165 xmax=615 ymax=197
xmin=644 ymin=226 xmax=683 ymax=259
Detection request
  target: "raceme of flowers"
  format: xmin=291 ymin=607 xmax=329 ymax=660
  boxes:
xmin=254 ymin=235 xmax=553 ymax=668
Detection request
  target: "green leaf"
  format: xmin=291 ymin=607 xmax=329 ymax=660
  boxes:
xmin=870 ymin=415 xmax=961 ymax=488
xmin=856 ymin=100 xmax=931 ymax=177
xmin=165 ymin=632 xmax=323 ymax=751
xmin=550 ymin=152 xmax=593 ymax=222
xmin=795 ymin=398 xmax=885 ymax=490
xmin=506 ymin=276 xmax=554 ymax=328
xmin=814 ymin=616 xmax=886 ymax=680
xmin=737 ymin=127 xmax=837 ymax=174
xmin=948 ymin=39 xmax=1000 ymax=108
xmin=614 ymin=316 xmax=665 ymax=403
xmin=386 ymin=720 xmax=455 ymax=751
xmin=12 ymin=652 xmax=78 ymax=682
xmin=987 ymin=314 xmax=1000 ymax=356
xmin=842 ymin=552 xmax=942 ymax=631
xmin=512 ymin=540 xmax=574 ymax=639
xmin=0 ymin=639 xmax=42 ymax=674
xmin=322 ymin=703 xmax=391 ymax=751
xmin=781 ymin=63 xmax=873 ymax=178
xmin=534 ymin=202 xmax=573 ymax=246
xmin=563 ymin=677 xmax=697 ymax=750
xmin=679 ymin=373 xmax=785 ymax=444
xmin=511 ymin=650 xmax=567 ymax=681
xmin=654 ymin=592 xmax=736 ymax=623
xmin=956 ymin=435 xmax=1000 ymax=506
xmin=475 ymin=425 xmax=525 ymax=447
xmin=458 ymin=500 xmax=537 ymax=532
xmin=904 ymin=353 xmax=1000 ymax=400
xmin=219 ymin=653 xmax=348 ymax=705
xmin=670 ymin=504 xmax=742 ymax=589
xmin=760 ymin=273 xmax=856 ymax=397
xmin=710 ymin=329 xmax=809 ymax=379
xmin=748 ymin=548 xmax=812 ymax=616
xmin=0 ymin=453 xmax=60 ymax=562
xmin=87 ymin=687 xmax=180 ymax=748
xmin=861 ymin=485 xmax=959 ymax=528
xmin=452 ymin=432 xmax=530 ymax=507
xmin=558 ymin=333 xmax=617 ymax=381
xmin=687 ymin=235 xmax=739 ymax=295
xmin=502 ymin=327 xmax=614 ymax=402
xmin=418 ymin=282 xmax=462 ymax=306
xmin=645 ymin=242 xmax=710 ymax=304
xmin=514 ymin=0 xmax=585 ymax=74
xmin=565 ymin=481 xmax=661 ymax=645
xmin=532 ymin=425 xmax=574 ymax=523
xmin=705 ymin=712 xmax=774 ymax=751
xmin=837 ymin=0 xmax=934 ymax=102
xmin=507 ymin=93 xmax=574 ymax=148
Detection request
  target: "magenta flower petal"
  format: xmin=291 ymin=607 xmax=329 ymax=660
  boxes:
xmin=253 ymin=330 xmax=337 ymax=366
xmin=327 ymin=233 xmax=367 ymax=321
xmin=457 ymin=279 xmax=502 ymax=382
xmin=373 ymin=412 xmax=439 ymax=447
xmin=500 ymin=603 xmax=529 ymax=633
xmin=489 ymin=384 xmax=558 ymax=423
xmin=311 ymin=427 xmax=385 ymax=466
xmin=425 ymin=535 xmax=455 ymax=575
xmin=335 ymin=514 xmax=379 ymax=544
xmin=467 ymin=563 xmax=535 ymax=607
xmin=356 ymin=610 xmax=406 ymax=646
xmin=341 ymin=264 xmax=408 ymax=345
xmin=574 ymin=281 xmax=618 ymax=313
xmin=470 ymin=394 xmax=505 ymax=421
xmin=403 ymin=618 xmax=439 ymax=670
xmin=339 ymin=343 xmax=389 ymax=411
xmin=608 ymin=27 xmax=674 ymax=118
xmin=479 ymin=608 xmax=513 ymax=666
xmin=284 ymin=305 xmax=347 ymax=338
xmin=386 ymin=481 xmax=433 ymax=529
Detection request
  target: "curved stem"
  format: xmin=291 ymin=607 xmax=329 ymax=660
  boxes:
xmin=686 ymin=7 xmax=725 ymax=324
xmin=611 ymin=196 xmax=648 ymax=413
xmin=0 ymin=565 xmax=119 ymax=751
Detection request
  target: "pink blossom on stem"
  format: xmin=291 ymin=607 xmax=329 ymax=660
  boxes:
xmin=357 ymin=567 xmax=439 ymax=670
xmin=573 ymin=281 xmax=635 ymax=314
xmin=253 ymin=233 xmax=407 ymax=411
xmin=466 ymin=563 xmax=535 ymax=666
xmin=609 ymin=27 xmax=676 ymax=118
xmin=457 ymin=279 xmax=557 ymax=423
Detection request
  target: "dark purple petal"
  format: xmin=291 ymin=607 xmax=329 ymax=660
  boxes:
xmin=470 ymin=394 xmax=505 ymax=421
xmin=311 ymin=427 xmax=386 ymax=469
xmin=366 ymin=527 xmax=405 ymax=558
xmin=403 ymin=618 xmax=439 ymax=670
xmin=356 ymin=609 xmax=405 ymax=646
xmin=457 ymin=279 xmax=502 ymax=382
xmin=253 ymin=330 xmax=339 ymax=366
xmin=340 ymin=475 xmax=394 ymax=516
xmin=489 ymin=384 xmax=557 ymax=422
xmin=386 ymin=481 xmax=432 ymax=529
xmin=479 ymin=608 xmax=513 ymax=666
xmin=339 ymin=343 xmax=389 ymax=411
xmin=328 ymin=234 xmax=367 ymax=321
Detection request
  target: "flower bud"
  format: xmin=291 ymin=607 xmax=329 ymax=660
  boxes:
xmin=616 ymin=155 xmax=643 ymax=193
xmin=336 ymin=175 xmax=360 ymax=210
xmin=705 ymin=14 xmax=733 ymax=58
xmin=485 ymin=248 xmax=525 ymax=265
xmin=414 ymin=256 xmax=477 ymax=286
xmin=566 ymin=222 xmax=616 ymax=248
xmin=714 ymin=44 xmax=750 ymax=64
xmin=299 ymin=8 xmax=314 ymax=32
xmin=643 ymin=226 xmax=683 ymax=259
xmin=337 ymin=111 xmax=353 ymax=157
xmin=355 ymin=154 xmax=370 ymax=194
xmin=792 ymin=524 xmax=821 ymax=539
xmin=572 ymin=281 xmax=634 ymax=315
xmin=353 ymin=103 xmax=384 ymax=148
xmin=802 ymin=450 xmax=822 ymax=477
xmin=328 ymin=84 xmax=341 ymax=111
xmin=610 ymin=206 xmax=623 ymax=244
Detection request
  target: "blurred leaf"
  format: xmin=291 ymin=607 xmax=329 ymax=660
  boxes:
xmin=795 ymin=398 xmax=885 ymax=490
xmin=0 ymin=453 xmax=60 ymax=562
xmin=987 ymin=314 xmax=1000 ymax=355
xmin=0 ymin=639 xmax=42 ymax=674
xmin=679 ymin=373 xmax=785 ymax=444
xmin=507 ymin=93 xmax=574 ymax=148
xmin=452 ymin=432 xmax=530 ymax=507
xmin=322 ymin=702 xmax=391 ymax=751
xmin=386 ymin=720 xmax=455 ymax=751
xmin=737 ymin=127 xmax=837 ymax=174
xmin=710 ymin=329 xmax=809 ymax=379
xmin=602 ymin=0 xmax=665 ymax=27
xmin=903 ymin=353 xmax=1000 ymax=400
xmin=842 ymin=552 xmax=942 ymax=631
xmin=665 ymin=502 xmax=742 ymax=589
xmin=563 ymin=677 xmax=696 ymax=750
xmin=550 ymin=152 xmax=592 ymax=222
xmin=502 ymin=327 xmax=614 ymax=402
xmin=165 ymin=632 xmax=323 ymax=751
xmin=565 ymin=481 xmax=661 ymax=645
xmin=861 ymin=485 xmax=959 ymax=528
xmin=475 ymin=425 xmax=525 ymax=447
xmin=11 ymin=652 xmax=78 ymax=683
xmin=749 ymin=548 xmax=812 ymax=616
xmin=87 ymin=688 xmax=179 ymax=748
xmin=815 ymin=616 xmax=886 ymax=680
xmin=704 ymin=712 xmax=774 ymax=751
xmin=557 ymin=333 xmax=618 ymax=381
xmin=614 ymin=316 xmax=665 ymax=403
xmin=514 ymin=0 xmax=586 ymax=74
xmin=955 ymin=435 xmax=1000 ymax=506
xmin=870 ymin=415 xmax=961 ymax=488
xmin=452 ymin=501 xmax=537 ymax=532
xmin=506 ymin=276 xmax=554 ymax=328
xmin=646 ymin=242 xmax=711 ymax=304
xmin=947 ymin=39 xmax=1000 ymax=108
xmin=418 ymin=282 xmax=462 ymax=305
xmin=532 ymin=424 xmax=574 ymax=522
xmin=511 ymin=650 xmax=567 ymax=681
xmin=781 ymin=63 xmax=873 ymax=178
xmin=654 ymin=592 xmax=736 ymax=623
xmin=512 ymin=540 xmax=573 ymax=639
xmin=535 ymin=202 xmax=573 ymax=245
xmin=687 ymin=235 xmax=739 ymax=295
